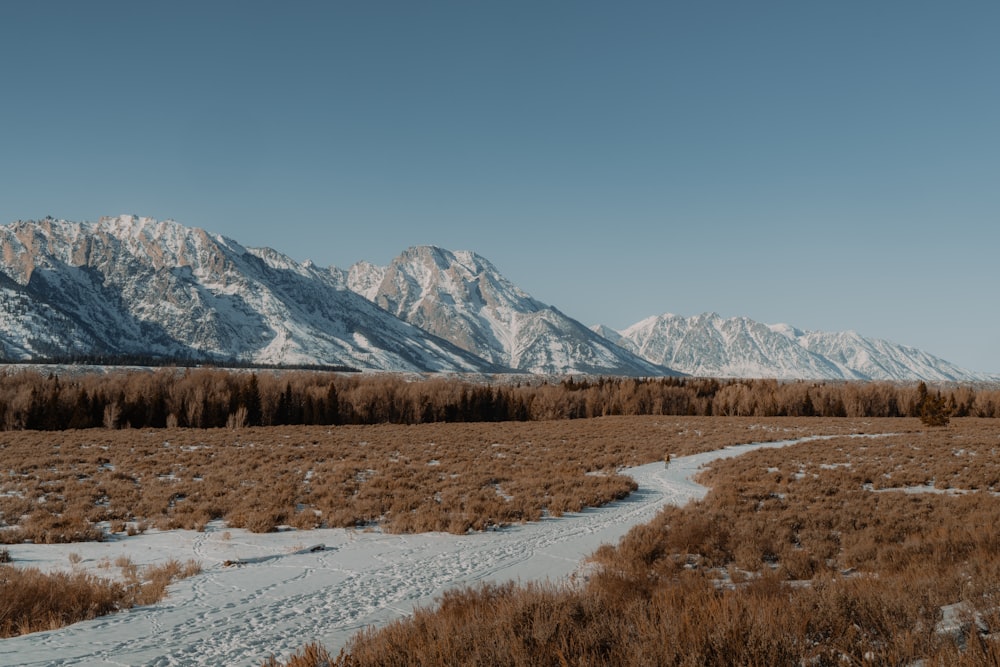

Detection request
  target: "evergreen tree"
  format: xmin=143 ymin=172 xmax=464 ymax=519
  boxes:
xmin=323 ymin=382 xmax=341 ymax=425
xmin=801 ymin=390 xmax=816 ymax=417
xmin=917 ymin=382 xmax=950 ymax=427
xmin=275 ymin=382 xmax=292 ymax=425
xmin=25 ymin=387 xmax=44 ymax=430
xmin=242 ymin=374 xmax=263 ymax=427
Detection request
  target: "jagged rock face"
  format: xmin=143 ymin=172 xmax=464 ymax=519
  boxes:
xmin=346 ymin=246 xmax=678 ymax=376
xmin=614 ymin=313 xmax=846 ymax=380
xmin=0 ymin=216 xmax=503 ymax=373
xmin=608 ymin=312 xmax=990 ymax=382
xmin=350 ymin=247 xmax=539 ymax=367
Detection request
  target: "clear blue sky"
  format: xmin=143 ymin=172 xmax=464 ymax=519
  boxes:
xmin=2 ymin=2 xmax=998 ymax=372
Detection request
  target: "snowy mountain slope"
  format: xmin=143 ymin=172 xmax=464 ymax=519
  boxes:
xmin=0 ymin=217 xmax=504 ymax=372
xmin=614 ymin=313 xmax=847 ymax=380
xmin=4 ymin=215 xmax=989 ymax=380
xmin=591 ymin=324 xmax=626 ymax=347
xmin=785 ymin=328 xmax=988 ymax=382
xmin=606 ymin=312 xmax=990 ymax=382
xmin=341 ymin=246 xmax=679 ymax=376
xmin=344 ymin=261 xmax=386 ymax=301
xmin=0 ymin=269 xmax=102 ymax=360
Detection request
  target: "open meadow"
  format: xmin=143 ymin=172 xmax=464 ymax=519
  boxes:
xmin=286 ymin=418 xmax=1000 ymax=666
xmin=3 ymin=408 xmax=1000 ymax=664
xmin=0 ymin=415 xmax=884 ymax=543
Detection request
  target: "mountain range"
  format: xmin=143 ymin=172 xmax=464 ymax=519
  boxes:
xmin=0 ymin=216 xmax=500 ymax=373
xmin=601 ymin=313 xmax=989 ymax=382
xmin=0 ymin=215 xmax=991 ymax=382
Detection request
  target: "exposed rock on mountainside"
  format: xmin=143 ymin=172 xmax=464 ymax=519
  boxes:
xmin=0 ymin=216 xmax=503 ymax=373
xmin=341 ymin=246 xmax=678 ymax=376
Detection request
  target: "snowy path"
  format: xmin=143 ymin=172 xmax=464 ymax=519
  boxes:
xmin=2 ymin=436 xmax=824 ymax=666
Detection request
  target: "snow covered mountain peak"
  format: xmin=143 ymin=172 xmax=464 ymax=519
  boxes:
xmin=343 ymin=245 xmax=676 ymax=376
xmin=382 ymin=245 xmax=538 ymax=309
xmin=609 ymin=312 xmax=990 ymax=382
xmin=98 ymin=213 xmax=163 ymax=232
xmin=768 ymin=322 xmax=805 ymax=339
xmin=2 ymin=214 xmax=240 ymax=281
xmin=0 ymin=217 xmax=504 ymax=372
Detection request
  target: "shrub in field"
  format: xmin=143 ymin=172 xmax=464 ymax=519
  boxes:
xmin=130 ymin=559 xmax=202 ymax=606
xmin=0 ymin=557 xmax=201 ymax=638
xmin=1 ymin=510 xmax=105 ymax=545
xmin=0 ymin=565 xmax=126 ymax=637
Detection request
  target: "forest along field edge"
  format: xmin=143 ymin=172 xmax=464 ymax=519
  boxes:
xmin=0 ymin=368 xmax=971 ymax=541
xmin=1 ymin=417 xmax=933 ymax=667
xmin=0 ymin=367 xmax=989 ymax=431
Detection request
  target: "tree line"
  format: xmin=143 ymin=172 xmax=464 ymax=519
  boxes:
xmin=0 ymin=368 xmax=994 ymax=431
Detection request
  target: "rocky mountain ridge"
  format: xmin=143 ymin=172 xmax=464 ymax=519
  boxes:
xmin=606 ymin=312 xmax=992 ymax=382
xmin=338 ymin=246 xmax=675 ymax=376
xmin=0 ymin=215 xmax=990 ymax=381
xmin=0 ymin=216 xmax=504 ymax=373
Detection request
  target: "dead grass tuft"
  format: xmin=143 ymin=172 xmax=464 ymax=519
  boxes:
xmin=0 ymin=557 xmax=202 ymax=637
xmin=0 ymin=565 xmax=126 ymax=637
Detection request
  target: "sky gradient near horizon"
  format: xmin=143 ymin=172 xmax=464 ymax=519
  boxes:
xmin=2 ymin=2 xmax=999 ymax=372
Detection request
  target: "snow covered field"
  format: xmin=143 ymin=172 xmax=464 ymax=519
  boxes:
xmin=2 ymin=437 xmax=818 ymax=666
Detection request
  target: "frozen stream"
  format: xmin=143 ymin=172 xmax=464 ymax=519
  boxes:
xmin=3 ymin=436 xmax=833 ymax=666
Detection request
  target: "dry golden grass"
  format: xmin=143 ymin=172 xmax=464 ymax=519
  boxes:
xmin=265 ymin=418 xmax=1000 ymax=666
xmin=0 ymin=557 xmax=201 ymax=638
xmin=11 ymin=413 xmax=995 ymax=661
xmin=1 ymin=416 xmax=896 ymax=541
xmin=0 ymin=565 xmax=125 ymax=637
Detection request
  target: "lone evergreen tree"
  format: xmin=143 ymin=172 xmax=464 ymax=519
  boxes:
xmin=917 ymin=381 xmax=950 ymax=427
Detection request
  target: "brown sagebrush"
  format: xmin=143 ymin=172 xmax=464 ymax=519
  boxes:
xmin=2 ymin=416 xmax=898 ymax=542
xmin=268 ymin=418 xmax=1000 ymax=666
xmin=0 ymin=557 xmax=200 ymax=638
xmin=0 ymin=565 xmax=126 ymax=637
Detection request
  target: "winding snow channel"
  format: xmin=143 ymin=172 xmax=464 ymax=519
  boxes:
xmin=4 ymin=435 xmax=835 ymax=666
